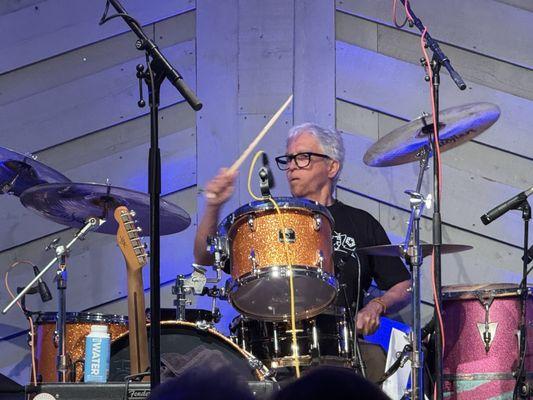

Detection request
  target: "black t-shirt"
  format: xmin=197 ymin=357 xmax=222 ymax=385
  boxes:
xmin=327 ymin=200 xmax=411 ymax=312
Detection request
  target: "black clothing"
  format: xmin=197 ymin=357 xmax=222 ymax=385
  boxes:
xmin=327 ymin=200 xmax=410 ymax=313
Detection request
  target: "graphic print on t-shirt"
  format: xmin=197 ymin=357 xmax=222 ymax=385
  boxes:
xmin=332 ymin=230 xmax=358 ymax=260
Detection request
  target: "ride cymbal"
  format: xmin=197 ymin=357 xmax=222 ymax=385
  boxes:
xmin=20 ymin=182 xmax=191 ymax=235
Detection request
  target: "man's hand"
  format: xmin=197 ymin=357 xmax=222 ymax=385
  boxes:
xmin=356 ymin=300 xmax=385 ymax=336
xmin=204 ymin=168 xmax=238 ymax=207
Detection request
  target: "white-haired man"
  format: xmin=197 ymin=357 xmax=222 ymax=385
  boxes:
xmin=194 ymin=123 xmax=411 ymax=336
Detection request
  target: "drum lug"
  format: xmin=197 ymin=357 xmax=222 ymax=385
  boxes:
xmin=315 ymin=250 xmax=324 ymax=275
xmin=249 ymin=249 xmax=259 ymax=275
xmin=313 ymin=214 xmax=322 ymax=231
xmin=247 ymin=214 xmax=255 ymax=232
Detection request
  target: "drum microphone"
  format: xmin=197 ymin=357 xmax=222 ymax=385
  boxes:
xmin=259 ymin=153 xmax=275 ymax=198
xmin=480 ymin=185 xmax=533 ymax=225
xmin=33 ymin=265 xmax=52 ymax=303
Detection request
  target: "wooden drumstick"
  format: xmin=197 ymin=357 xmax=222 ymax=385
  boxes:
xmin=228 ymin=94 xmax=293 ymax=174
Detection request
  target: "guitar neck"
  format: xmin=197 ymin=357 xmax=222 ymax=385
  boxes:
xmin=126 ymin=267 xmax=149 ymax=377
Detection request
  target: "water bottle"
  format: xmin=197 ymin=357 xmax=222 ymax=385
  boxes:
xmin=84 ymin=325 xmax=110 ymax=383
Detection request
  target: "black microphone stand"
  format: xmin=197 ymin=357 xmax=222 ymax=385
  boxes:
xmin=100 ymin=0 xmax=202 ymax=388
xmin=514 ymin=200 xmax=530 ymax=399
xmin=398 ymin=2 xmax=466 ymax=398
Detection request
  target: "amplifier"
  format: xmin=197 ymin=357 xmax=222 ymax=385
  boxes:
xmin=26 ymin=381 xmax=279 ymax=400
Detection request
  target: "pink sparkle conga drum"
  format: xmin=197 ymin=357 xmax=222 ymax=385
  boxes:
xmin=442 ymin=283 xmax=533 ymax=399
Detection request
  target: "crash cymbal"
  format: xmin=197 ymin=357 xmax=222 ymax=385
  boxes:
xmin=356 ymin=243 xmax=472 ymax=259
xmin=0 ymin=147 xmax=71 ymax=196
xmin=20 ymin=182 xmax=191 ymax=235
xmin=363 ymin=103 xmax=500 ymax=167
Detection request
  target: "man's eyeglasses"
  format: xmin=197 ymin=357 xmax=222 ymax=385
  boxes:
xmin=275 ymin=152 xmax=331 ymax=171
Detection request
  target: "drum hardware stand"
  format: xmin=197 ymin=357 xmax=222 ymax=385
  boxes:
xmin=399 ymin=148 xmax=432 ymax=400
xmin=378 ymin=343 xmax=413 ymax=385
xmin=100 ymin=0 xmax=201 ymax=388
xmin=2 ymin=217 xmax=104 ymax=382
xmin=398 ymin=2 xmax=466 ymax=398
xmin=339 ymin=282 xmax=367 ymax=379
xmin=173 ymin=264 xmax=224 ymax=323
xmin=514 ymin=199 xmax=531 ymax=399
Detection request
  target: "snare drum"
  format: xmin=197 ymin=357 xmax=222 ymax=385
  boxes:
xmin=34 ymin=312 xmax=128 ymax=382
xmin=230 ymin=308 xmax=352 ymax=370
xmin=109 ymin=321 xmax=267 ymax=382
xmin=219 ymin=197 xmax=337 ymax=321
xmin=442 ymin=283 xmax=533 ymax=399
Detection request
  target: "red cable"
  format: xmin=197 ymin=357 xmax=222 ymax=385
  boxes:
xmin=399 ymin=3 xmax=446 ymax=397
xmin=420 ymin=25 xmax=446 ymax=400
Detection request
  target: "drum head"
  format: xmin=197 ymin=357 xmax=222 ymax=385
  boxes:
xmin=109 ymin=321 xmax=262 ymax=382
xmin=228 ymin=267 xmax=338 ymax=321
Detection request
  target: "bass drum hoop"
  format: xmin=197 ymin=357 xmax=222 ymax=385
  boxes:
xmin=111 ymin=320 xmax=267 ymax=381
xmin=35 ymin=311 xmax=128 ymax=325
xmin=442 ymin=283 xmax=531 ymax=300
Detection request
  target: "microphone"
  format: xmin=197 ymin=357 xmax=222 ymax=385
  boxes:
xmin=259 ymin=153 xmax=275 ymax=198
xmin=33 ymin=266 xmax=52 ymax=303
xmin=480 ymin=185 xmax=533 ymax=225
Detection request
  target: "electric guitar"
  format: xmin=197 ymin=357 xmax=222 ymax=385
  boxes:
xmin=114 ymin=206 xmax=149 ymax=377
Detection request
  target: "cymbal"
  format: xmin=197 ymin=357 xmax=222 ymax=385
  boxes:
xmin=356 ymin=243 xmax=473 ymax=259
xmin=0 ymin=147 xmax=71 ymax=196
xmin=363 ymin=103 xmax=500 ymax=167
xmin=20 ymin=182 xmax=191 ymax=235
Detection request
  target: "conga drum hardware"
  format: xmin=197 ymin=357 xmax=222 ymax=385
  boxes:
xmin=477 ymin=296 xmax=497 ymax=353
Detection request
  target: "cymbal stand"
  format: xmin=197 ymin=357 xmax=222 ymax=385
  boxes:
xmin=2 ymin=217 xmax=104 ymax=381
xmin=403 ymin=149 xmax=430 ymax=400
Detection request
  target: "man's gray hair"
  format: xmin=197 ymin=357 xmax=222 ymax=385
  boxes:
xmin=287 ymin=122 xmax=345 ymax=185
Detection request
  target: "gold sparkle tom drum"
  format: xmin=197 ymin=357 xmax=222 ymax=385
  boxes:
xmin=218 ymin=197 xmax=337 ymax=321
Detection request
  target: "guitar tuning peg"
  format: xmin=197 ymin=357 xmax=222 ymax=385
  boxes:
xmin=130 ymin=210 xmax=136 ymax=218
xmin=136 ymin=226 xmax=142 ymax=233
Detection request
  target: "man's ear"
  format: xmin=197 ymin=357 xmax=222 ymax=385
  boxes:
xmin=328 ymin=159 xmax=340 ymax=180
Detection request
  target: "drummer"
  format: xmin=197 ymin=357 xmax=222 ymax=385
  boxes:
xmin=193 ymin=122 xmax=411 ymax=336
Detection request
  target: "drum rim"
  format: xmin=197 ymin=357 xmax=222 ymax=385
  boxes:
xmin=36 ymin=311 xmax=128 ymax=324
xmin=442 ymin=283 xmax=531 ymax=300
xmin=232 ymin=265 xmax=337 ymax=282
xmin=110 ymin=320 xmax=267 ymax=380
xmin=218 ymin=197 xmax=334 ymax=234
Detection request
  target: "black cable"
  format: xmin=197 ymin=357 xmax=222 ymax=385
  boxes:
xmin=99 ymin=1 xmax=143 ymax=31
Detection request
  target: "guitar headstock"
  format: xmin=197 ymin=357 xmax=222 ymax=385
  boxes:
xmin=114 ymin=206 xmax=148 ymax=271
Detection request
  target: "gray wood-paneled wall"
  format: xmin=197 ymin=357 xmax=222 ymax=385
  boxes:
xmin=0 ymin=0 xmax=531 ymax=385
